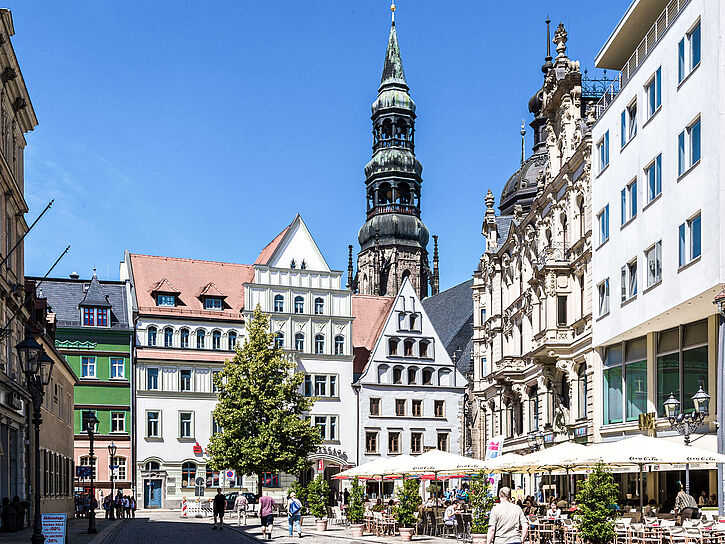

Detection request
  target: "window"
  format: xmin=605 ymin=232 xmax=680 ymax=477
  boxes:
xmin=434 ymin=400 xmax=445 ymax=418
xmin=578 ymin=365 xmax=588 ymax=419
xmin=556 ymin=296 xmax=567 ymax=327
xmin=261 ymin=473 xmax=280 ymax=487
xmin=679 ymin=22 xmax=701 ymax=82
xmin=621 ymin=100 xmax=637 ymax=147
xmin=409 ymin=314 xmax=418 ymax=330
xmin=407 ymin=367 xmax=418 ymax=384
xmin=411 ymin=399 xmax=422 ymax=416
xmin=79 ymin=456 xmax=96 ymax=480
xmin=314 ymin=297 xmax=324 ymax=315
xmin=303 ymin=374 xmax=337 ymax=397
xmin=212 ymin=418 xmax=222 ymax=435
xmin=644 ymin=155 xmax=662 ymax=203
xmin=679 ymin=213 xmax=701 ymax=267
xmin=181 ymin=462 xmax=196 ymax=487
xmin=81 ymin=357 xmax=96 ymax=378
xmin=597 ymin=131 xmax=609 ymax=172
xmin=603 ymin=338 xmax=647 ymax=425
xmin=113 ymin=456 xmax=126 ymax=481
xmin=146 ymin=411 xmax=160 ymax=438
xmin=645 ymin=241 xmax=662 ymax=287
xmin=645 ymin=67 xmax=661 ymax=118
xmin=212 ymin=370 xmax=220 ymax=393
xmin=273 ymin=294 xmax=284 ymax=312
xmin=395 ymin=399 xmax=406 ymax=416
xmin=196 ymin=330 xmax=205 ymax=349
xmin=437 ymin=433 xmax=449 ymax=452
xmin=597 ymin=205 xmax=609 ymax=245
xmin=274 ymin=332 xmax=284 ymax=349
xmin=388 ymin=432 xmax=400 ymax=454
xmin=164 ymin=327 xmax=173 ymax=348
xmin=422 ymin=368 xmax=433 ymax=385
xmin=679 ymin=117 xmax=701 ymax=175
xmin=180 ymin=369 xmax=192 ymax=392
xmin=206 ymin=467 xmax=220 ymax=488
xmin=147 ymin=368 xmax=159 ymax=390
xmin=369 ymin=398 xmax=381 ymax=416
xmin=180 ymin=329 xmax=189 ymax=348
xmin=480 ymin=308 xmax=486 ymax=325
xmin=388 ymin=338 xmax=398 ymax=355
xmin=621 ymin=179 xmax=637 ymax=225
xmin=621 ymin=259 xmax=637 ymax=303
xmin=393 ymin=367 xmax=403 ymax=384
xmin=294 ymin=333 xmax=305 ymax=351
xmin=83 ymin=307 xmax=94 ymax=326
xmin=313 ymin=415 xmax=338 ymax=441
xmin=147 ymin=326 xmax=157 ymax=346
xmin=334 ymin=335 xmax=344 ymax=355
xmin=411 ymin=432 xmax=423 ymax=454
xmin=419 ymin=341 xmax=429 ymax=358
xmin=145 ymin=461 xmax=160 ymax=472
xmin=111 ymin=412 xmax=125 ymax=433
xmin=365 ymin=431 xmax=378 ymax=454
xmin=529 ymin=386 xmax=539 ymax=431
xmin=97 ymin=308 xmax=108 ymax=327
xmin=179 ymin=411 xmax=193 ymax=438
xmin=404 ymin=340 xmax=414 ymax=357
xmin=294 ymin=296 xmax=304 ymax=314
xmin=314 ymin=334 xmax=324 ymax=354
xmin=157 ymin=294 xmax=175 ymax=307
xmin=204 ymin=297 xmax=222 ymax=310
xmin=228 ymin=331 xmax=237 ymax=350
xmin=597 ymin=279 xmax=610 ymax=317
xmin=212 ymin=330 xmax=221 ymax=350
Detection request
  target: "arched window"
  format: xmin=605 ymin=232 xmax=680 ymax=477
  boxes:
xmin=399 ymin=183 xmax=411 ymax=204
xmin=393 ymin=366 xmax=403 ymax=384
xmin=409 ymin=314 xmax=418 ymax=330
xmin=274 ymin=294 xmax=284 ymax=313
xmin=578 ymin=197 xmax=585 ymax=239
xmin=407 ymin=367 xmax=418 ymax=384
xmin=274 ymin=332 xmax=285 ymax=349
xmin=294 ymin=333 xmax=305 ymax=352
xmin=377 ymin=364 xmax=389 ymax=384
xmin=314 ymin=334 xmax=325 ymax=354
xmin=163 ymin=327 xmax=173 ymax=348
xmin=388 ymin=338 xmax=399 ymax=355
xmin=212 ymin=330 xmax=221 ymax=350
xmin=419 ymin=340 xmax=429 ymax=358
xmin=181 ymin=462 xmax=196 ymax=487
xmin=228 ymin=331 xmax=237 ymax=350
xmin=422 ymin=368 xmax=433 ymax=385
xmin=294 ymin=296 xmax=304 ymax=314
xmin=334 ymin=335 xmax=344 ymax=355
xmin=439 ymin=369 xmax=451 ymax=386
xmin=314 ymin=297 xmax=324 ymax=315
xmin=578 ymin=364 xmax=588 ymax=418
xmin=147 ymin=327 xmax=157 ymax=346
xmin=145 ymin=461 xmax=160 ymax=472
xmin=379 ymin=182 xmax=392 ymax=204
xmin=180 ymin=328 xmax=189 ymax=348
xmin=196 ymin=330 xmax=205 ymax=349
xmin=404 ymin=340 xmax=414 ymax=357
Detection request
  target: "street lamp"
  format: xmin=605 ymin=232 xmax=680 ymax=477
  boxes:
xmin=526 ymin=430 xmax=545 ymax=452
xmin=107 ymin=442 xmax=117 ymax=520
xmin=16 ymin=335 xmax=52 ymax=544
xmin=82 ymin=411 xmax=100 ymax=534
xmin=663 ymin=387 xmax=711 ymax=495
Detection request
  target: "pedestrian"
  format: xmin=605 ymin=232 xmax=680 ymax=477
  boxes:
xmin=258 ymin=492 xmax=276 ymax=540
xmin=234 ymin=493 xmax=248 ymax=526
xmin=130 ymin=496 xmax=136 ymax=518
xmin=212 ymin=488 xmax=226 ymax=530
xmin=287 ymin=492 xmax=303 ymax=538
xmin=103 ymin=496 xmax=110 ymax=519
xmin=673 ymin=482 xmax=697 ymax=517
xmin=115 ymin=490 xmax=123 ymax=519
xmin=123 ymin=496 xmax=130 ymax=519
xmin=343 ymin=489 xmax=350 ymax=506
xmin=487 ymin=487 xmax=529 ymax=544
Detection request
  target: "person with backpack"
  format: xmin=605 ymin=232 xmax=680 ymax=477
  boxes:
xmin=287 ymin=492 xmax=303 ymax=538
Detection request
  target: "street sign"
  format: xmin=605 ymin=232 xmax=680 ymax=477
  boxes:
xmin=195 ymin=477 xmax=205 ymax=487
xmin=225 ymin=470 xmax=235 ymax=480
xmin=41 ymin=513 xmax=66 ymax=544
xmin=194 ymin=486 xmax=204 ymax=497
xmin=75 ymin=466 xmax=92 ymax=478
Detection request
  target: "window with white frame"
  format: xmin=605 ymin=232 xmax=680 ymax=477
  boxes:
xmin=621 ymin=100 xmax=637 ymax=147
xmin=110 ymin=358 xmax=124 ymax=379
xmin=228 ymin=331 xmax=237 ymax=350
xmin=597 ymin=131 xmax=609 ymax=173
xmin=147 ymin=368 xmax=159 ymax=390
xmin=678 ymin=212 xmax=701 ymax=267
xmin=645 ymin=154 xmax=662 ymax=202
xmin=196 ymin=330 xmax=205 ymax=349
xmin=179 ymin=411 xmax=194 ymax=439
xmin=81 ymin=357 xmax=96 ymax=378
xmin=365 ymin=431 xmax=378 ymax=454
xmin=621 ymin=259 xmax=637 ymax=303
xmin=621 ymin=179 xmax=637 ymax=225
xmin=645 ymin=67 xmax=662 ymax=118
xmin=313 ymin=415 xmax=338 ymax=442
xmin=111 ymin=412 xmax=125 ymax=433
xmin=645 ymin=241 xmax=663 ymax=287
xmin=598 ymin=279 xmax=610 ymax=317
xmin=147 ymin=326 xmax=157 ymax=346
xmin=678 ymin=117 xmax=701 ymax=176
xmin=180 ymin=328 xmax=189 ymax=348
xmin=112 ymin=456 xmax=126 ymax=481
xmin=164 ymin=327 xmax=173 ymax=347
xmin=79 ymin=456 xmax=96 ymax=480
xmin=597 ymin=205 xmax=609 ymax=245
xmin=180 ymin=369 xmax=192 ymax=392
xmin=678 ymin=21 xmax=701 ymax=83
xmin=146 ymin=411 xmax=160 ymax=438
xmin=303 ymin=374 xmax=337 ymax=398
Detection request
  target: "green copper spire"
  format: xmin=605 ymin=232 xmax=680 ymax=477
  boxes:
xmin=380 ymin=19 xmax=407 ymax=90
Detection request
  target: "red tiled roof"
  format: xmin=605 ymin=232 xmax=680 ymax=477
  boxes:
xmin=130 ymin=254 xmax=254 ymax=320
xmin=351 ymin=294 xmax=394 ymax=374
xmin=254 ymin=220 xmax=293 ymax=265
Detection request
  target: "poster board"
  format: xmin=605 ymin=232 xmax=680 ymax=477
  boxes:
xmin=41 ymin=513 xmax=67 ymax=544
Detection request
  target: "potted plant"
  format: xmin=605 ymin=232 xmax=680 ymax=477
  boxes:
xmin=307 ymin=475 xmax=331 ymax=532
xmin=469 ymin=471 xmax=495 ymax=544
xmin=394 ymin=478 xmax=422 ymax=542
xmin=347 ymin=477 xmax=366 ymax=538
xmin=573 ymin=464 xmax=620 ymax=544
xmin=428 ymin=482 xmax=442 ymax=502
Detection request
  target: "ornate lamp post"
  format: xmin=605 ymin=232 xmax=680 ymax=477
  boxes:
xmin=526 ymin=430 xmax=545 ymax=452
xmin=107 ymin=442 xmax=117 ymax=520
xmin=663 ymin=387 xmax=711 ymax=495
xmin=16 ymin=335 xmax=51 ymax=544
xmin=82 ymin=411 xmax=100 ymax=534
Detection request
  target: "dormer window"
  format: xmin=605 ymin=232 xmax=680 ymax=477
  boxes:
xmin=82 ymin=307 xmax=109 ymax=327
xmin=157 ymin=294 xmax=176 ymax=307
xmin=204 ymin=297 xmax=223 ymax=310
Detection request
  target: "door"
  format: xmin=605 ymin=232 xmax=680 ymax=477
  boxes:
xmin=144 ymin=479 xmax=162 ymax=509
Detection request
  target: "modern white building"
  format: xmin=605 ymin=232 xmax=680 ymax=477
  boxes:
xmin=591 ymin=0 xmax=720 ymax=504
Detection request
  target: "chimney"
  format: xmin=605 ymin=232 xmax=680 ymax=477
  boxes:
xmin=69 ymin=271 xmax=80 ymax=280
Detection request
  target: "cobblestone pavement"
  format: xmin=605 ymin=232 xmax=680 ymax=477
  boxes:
xmin=100 ymin=510 xmax=451 ymax=544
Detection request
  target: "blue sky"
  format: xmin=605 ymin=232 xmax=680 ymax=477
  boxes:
xmin=13 ymin=1 xmax=626 ymax=289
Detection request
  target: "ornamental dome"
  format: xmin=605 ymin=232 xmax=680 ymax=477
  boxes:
xmin=372 ymin=88 xmax=416 ymax=116
xmin=358 ymin=213 xmax=429 ymax=252
xmin=365 ymin=147 xmax=422 ymax=179
xmin=499 ymin=151 xmax=548 ymax=216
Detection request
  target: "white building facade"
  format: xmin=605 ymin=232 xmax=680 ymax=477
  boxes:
xmin=591 ymin=0 xmax=721 ymax=503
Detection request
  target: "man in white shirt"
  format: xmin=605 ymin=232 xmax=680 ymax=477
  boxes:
xmin=487 ymin=487 xmax=529 ymax=544
xmin=234 ymin=493 xmax=249 ymax=526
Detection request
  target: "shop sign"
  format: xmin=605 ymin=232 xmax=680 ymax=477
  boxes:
xmin=41 ymin=513 xmax=66 ymax=544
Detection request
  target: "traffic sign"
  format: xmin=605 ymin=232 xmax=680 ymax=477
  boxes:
xmin=195 ymin=477 xmax=205 ymax=487
xmin=225 ymin=470 xmax=235 ymax=480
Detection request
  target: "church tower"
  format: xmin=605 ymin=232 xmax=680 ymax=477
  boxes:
xmin=356 ymin=7 xmax=435 ymax=299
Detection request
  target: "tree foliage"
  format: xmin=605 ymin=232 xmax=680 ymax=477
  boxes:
xmin=347 ymin=477 xmax=366 ymax=524
xmin=207 ymin=306 xmax=321 ymax=494
xmin=574 ymin=464 xmax=620 ymax=544
xmin=469 ymin=471 xmax=496 ymax=534
xmin=306 ymin=475 xmax=330 ymax=519
xmin=395 ymin=478 xmax=422 ymax=528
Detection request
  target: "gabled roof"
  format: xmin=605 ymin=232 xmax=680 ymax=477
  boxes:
xmin=351 ymin=294 xmax=395 ymax=375
xmin=255 ymin=219 xmax=294 ymax=265
xmin=79 ymin=273 xmax=111 ymax=308
xmin=256 ymin=215 xmax=331 ymax=272
xmin=150 ymin=277 xmax=180 ymax=295
xmin=199 ymin=282 xmax=226 ymax=299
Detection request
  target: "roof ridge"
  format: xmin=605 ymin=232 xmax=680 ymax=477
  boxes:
xmin=130 ymin=253 xmax=254 ymax=267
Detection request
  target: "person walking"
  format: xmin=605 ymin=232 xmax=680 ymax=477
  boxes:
xmin=234 ymin=493 xmax=249 ymax=526
xmin=487 ymin=487 xmax=529 ymax=544
xmin=212 ymin=488 xmax=226 ymax=530
xmin=123 ymin=496 xmax=130 ymax=519
xmin=287 ymin=492 xmax=303 ymax=538
xmin=259 ymin=492 xmax=276 ymax=540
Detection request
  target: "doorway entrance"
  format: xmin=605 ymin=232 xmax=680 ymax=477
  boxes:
xmin=144 ymin=479 xmax=162 ymax=508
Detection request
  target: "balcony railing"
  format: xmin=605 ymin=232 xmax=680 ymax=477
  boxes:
xmin=367 ymin=203 xmax=420 ymax=219
xmin=593 ymin=0 xmax=691 ymax=120
xmin=373 ymin=137 xmax=414 ymax=152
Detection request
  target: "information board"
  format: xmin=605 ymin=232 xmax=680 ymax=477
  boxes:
xmin=41 ymin=513 xmax=66 ymax=544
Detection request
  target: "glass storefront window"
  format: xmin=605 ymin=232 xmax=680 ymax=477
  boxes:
xmin=656 ymin=353 xmax=679 ymax=417
xmin=604 ymin=366 xmax=623 ymax=424
xmin=625 ymin=360 xmax=647 ymax=420
xmin=683 ymin=346 xmax=708 ymax=411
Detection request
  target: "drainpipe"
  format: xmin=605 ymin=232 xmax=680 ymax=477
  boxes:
xmin=713 ymin=297 xmax=725 ymax=516
xmin=352 ymin=383 xmax=360 ymax=467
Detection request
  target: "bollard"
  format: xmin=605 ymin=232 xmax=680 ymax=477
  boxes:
xmin=181 ymin=497 xmax=188 ymax=518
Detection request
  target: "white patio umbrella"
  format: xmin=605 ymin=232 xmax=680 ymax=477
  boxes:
xmin=334 ymin=454 xmax=415 ymax=479
xmin=396 ymin=450 xmax=490 ymax=475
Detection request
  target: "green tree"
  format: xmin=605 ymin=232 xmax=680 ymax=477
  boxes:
xmin=469 ymin=472 xmax=496 ymax=534
xmin=347 ymin=477 xmax=366 ymax=524
xmin=395 ymin=478 xmax=422 ymax=528
xmin=306 ymin=475 xmax=331 ymax=519
xmin=207 ymin=306 xmax=321 ymax=496
xmin=574 ymin=464 xmax=620 ymax=544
